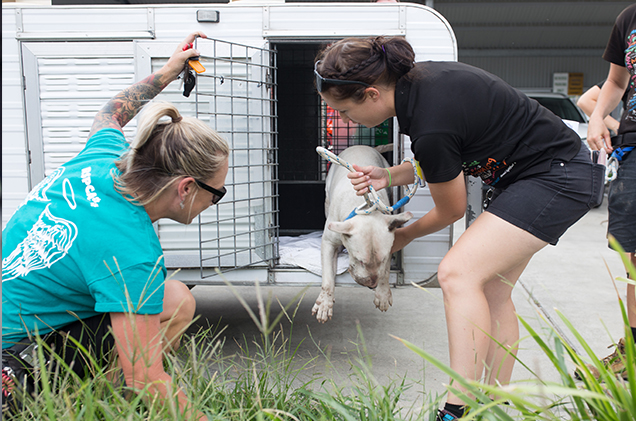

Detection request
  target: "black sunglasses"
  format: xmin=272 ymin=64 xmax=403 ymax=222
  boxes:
xmin=314 ymin=61 xmax=371 ymax=93
xmin=195 ymin=179 xmax=226 ymax=205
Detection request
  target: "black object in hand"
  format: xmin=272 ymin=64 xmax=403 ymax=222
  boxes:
xmin=183 ymin=69 xmax=196 ymax=97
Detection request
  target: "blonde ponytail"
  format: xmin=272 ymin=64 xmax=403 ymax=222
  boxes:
xmin=114 ymin=101 xmax=229 ymax=205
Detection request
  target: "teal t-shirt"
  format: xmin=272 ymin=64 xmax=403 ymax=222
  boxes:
xmin=2 ymin=128 xmax=166 ymax=348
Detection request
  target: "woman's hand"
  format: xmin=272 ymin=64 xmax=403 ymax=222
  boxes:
xmin=160 ymin=32 xmax=208 ymax=85
xmin=587 ymin=114 xmax=612 ymax=153
xmin=111 ymin=312 xmax=204 ymax=421
xmin=348 ymin=164 xmax=390 ymax=195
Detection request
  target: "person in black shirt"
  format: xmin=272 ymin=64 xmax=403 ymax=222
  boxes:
xmin=585 ymin=3 xmax=636 ymax=381
xmin=314 ymin=36 xmax=602 ymax=420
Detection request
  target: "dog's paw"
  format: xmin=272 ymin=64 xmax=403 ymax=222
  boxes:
xmin=311 ymin=290 xmax=334 ymax=323
xmin=373 ymin=288 xmax=393 ymax=312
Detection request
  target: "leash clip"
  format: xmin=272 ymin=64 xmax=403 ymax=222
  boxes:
xmin=316 ymin=146 xmax=421 ymax=219
xmin=606 ymin=157 xmax=619 ymax=183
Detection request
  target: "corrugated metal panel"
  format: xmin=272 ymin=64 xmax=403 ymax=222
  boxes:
xmin=436 ymin=1 xmax=627 ymax=27
xmin=462 ymin=53 xmax=611 ymax=91
xmin=434 ymin=1 xmax=632 ymax=50
xmin=433 ymin=0 xmax=632 ymax=90
xmin=452 ymin=25 xmax=612 ymax=50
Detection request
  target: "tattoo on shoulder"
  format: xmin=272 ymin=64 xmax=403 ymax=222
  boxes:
xmin=89 ymin=72 xmax=169 ymax=138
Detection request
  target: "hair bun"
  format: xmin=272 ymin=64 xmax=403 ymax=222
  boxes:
xmin=172 ymin=116 xmax=183 ymax=123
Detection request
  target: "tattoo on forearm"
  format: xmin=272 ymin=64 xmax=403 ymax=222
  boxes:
xmin=89 ymin=72 xmax=169 ymax=137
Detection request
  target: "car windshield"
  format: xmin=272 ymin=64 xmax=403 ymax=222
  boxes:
xmin=532 ymin=97 xmax=586 ymax=123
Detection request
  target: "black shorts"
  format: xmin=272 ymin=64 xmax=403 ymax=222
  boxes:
xmin=2 ymin=313 xmax=115 ymax=414
xmin=486 ymin=147 xmax=604 ymax=245
xmin=47 ymin=313 xmax=115 ymax=378
xmin=608 ymin=150 xmax=636 ymax=253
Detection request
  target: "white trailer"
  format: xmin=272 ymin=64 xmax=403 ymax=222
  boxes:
xmin=2 ymin=2 xmax=458 ymax=287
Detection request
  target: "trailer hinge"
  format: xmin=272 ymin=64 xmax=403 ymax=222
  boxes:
xmin=262 ymin=6 xmax=270 ymax=31
xmin=28 ymin=150 xmax=32 ymax=165
xmin=15 ymin=8 xmax=23 ymax=34
xmin=146 ymin=8 xmax=155 ymax=38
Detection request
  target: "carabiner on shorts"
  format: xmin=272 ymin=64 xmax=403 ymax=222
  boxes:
xmin=606 ymin=146 xmax=634 ymax=183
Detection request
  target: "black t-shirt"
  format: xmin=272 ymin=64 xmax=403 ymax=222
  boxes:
xmin=395 ymin=62 xmax=581 ymax=187
xmin=603 ymin=3 xmax=636 ymax=142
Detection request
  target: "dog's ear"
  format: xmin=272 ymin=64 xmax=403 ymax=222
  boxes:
xmin=386 ymin=211 xmax=413 ymax=232
xmin=328 ymin=220 xmax=354 ymax=235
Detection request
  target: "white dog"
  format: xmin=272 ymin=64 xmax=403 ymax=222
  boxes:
xmin=312 ymin=145 xmax=413 ymax=323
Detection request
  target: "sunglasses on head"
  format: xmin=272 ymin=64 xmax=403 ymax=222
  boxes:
xmin=195 ymin=179 xmax=226 ymax=205
xmin=314 ymin=60 xmax=371 ymax=93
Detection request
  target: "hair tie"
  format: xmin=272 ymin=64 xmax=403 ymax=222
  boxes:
xmin=173 ymin=116 xmax=183 ymax=123
xmin=371 ymin=37 xmax=385 ymax=56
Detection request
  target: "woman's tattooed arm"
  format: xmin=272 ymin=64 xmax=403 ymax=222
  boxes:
xmin=88 ymin=32 xmax=206 ymax=138
xmin=89 ymin=72 xmax=169 ymax=138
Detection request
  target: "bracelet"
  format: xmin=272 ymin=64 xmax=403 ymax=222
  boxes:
xmin=386 ymin=167 xmax=392 ymax=188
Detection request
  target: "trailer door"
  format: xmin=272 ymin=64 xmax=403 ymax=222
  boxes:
xmin=137 ymin=38 xmax=278 ymax=280
xmin=21 ymin=42 xmax=137 ymax=187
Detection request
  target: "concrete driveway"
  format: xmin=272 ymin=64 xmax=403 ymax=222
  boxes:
xmin=190 ymin=199 xmax=627 ymax=409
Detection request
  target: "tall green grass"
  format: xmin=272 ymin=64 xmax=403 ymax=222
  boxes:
xmin=5 ymin=242 xmax=634 ymax=420
xmin=394 ymin=237 xmax=636 ymax=421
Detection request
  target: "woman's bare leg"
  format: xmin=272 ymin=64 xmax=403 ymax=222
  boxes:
xmin=159 ymin=279 xmax=197 ymax=351
xmin=482 ymin=259 xmax=530 ymax=386
xmin=438 ymin=212 xmax=546 ymax=405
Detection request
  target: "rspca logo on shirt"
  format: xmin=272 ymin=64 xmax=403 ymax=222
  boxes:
xmin=81 ymin=167 xmax=101 ymax=208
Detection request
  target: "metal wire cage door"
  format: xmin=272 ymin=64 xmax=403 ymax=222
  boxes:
xmin=192 ymin=38 xmax=278 ymax=278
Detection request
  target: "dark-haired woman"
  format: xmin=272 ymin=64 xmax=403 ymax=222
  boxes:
xmin=2 ymin=32 xmax=227 ymax=420
xmin=314 ymin=36 xmax=601 ymax=420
